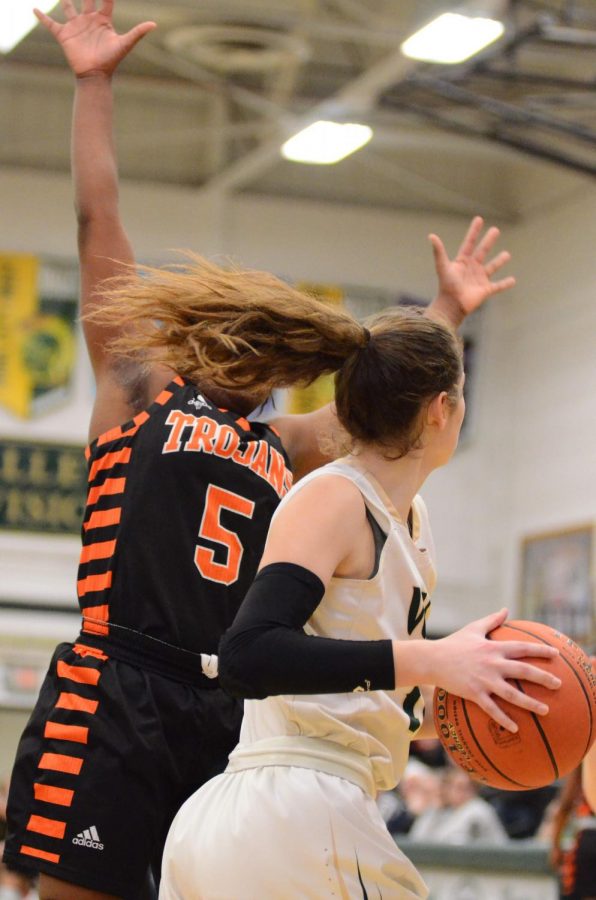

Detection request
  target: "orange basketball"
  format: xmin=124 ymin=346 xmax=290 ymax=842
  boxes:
xmin=433 ymin=621 xmax=596 ymax=790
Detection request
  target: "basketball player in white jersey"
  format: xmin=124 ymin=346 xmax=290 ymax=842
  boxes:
xmin=160 ymin=306 xmax=561 ymax=899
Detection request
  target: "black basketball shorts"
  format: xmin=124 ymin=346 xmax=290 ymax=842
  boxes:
xmin=3 ymin=640 xmax=243 ymax=899
xmin=562 ymin=826 xmax=596 ymax=899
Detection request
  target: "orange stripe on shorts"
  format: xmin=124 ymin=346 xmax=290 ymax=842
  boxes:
xmin=34 ymin=783 xmax=74 ymax=807
xmin=20 ymin=844 xmax=60 ymax=864
xmin=44 ymin=721 xmax=89 ymax=745
xmin=27 ymin=814 xmax=66 ymax=839
xmin=56 ymin=661 xmax=100 ymax=685
xmin=38 ymin=753 xmax=83 ymax=775
xmin=73 ymin=643 xmax=108 ymax=661
xmin=55 ymin=692 xmax=99 ymax=714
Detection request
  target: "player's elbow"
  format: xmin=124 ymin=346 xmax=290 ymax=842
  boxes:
xmin=217 ymin=628 xmax=270 ymax=700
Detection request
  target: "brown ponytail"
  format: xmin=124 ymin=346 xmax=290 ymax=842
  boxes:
xmin=335 ymin=307 xmax=463 ymax=458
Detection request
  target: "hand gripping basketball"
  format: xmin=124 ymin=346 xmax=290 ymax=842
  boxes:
xmin=433 ymin=620 xmax=596 ymax=789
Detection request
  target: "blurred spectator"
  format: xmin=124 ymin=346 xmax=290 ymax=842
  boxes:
xmin=409 ymin=737 xmax=447 ymax=769
xmin=409 ymin=766 xmax=508 ymax=845
xmin=384 ymin=761 xmax=442 ymax=835
xmin=482 ymin=783 xmax=558 ymax=839
xmin=378 ymin=761 xmax=440 ymax=835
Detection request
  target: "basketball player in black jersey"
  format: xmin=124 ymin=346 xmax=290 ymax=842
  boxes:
xmin=3 ymin=2 xmax=516 ymax=898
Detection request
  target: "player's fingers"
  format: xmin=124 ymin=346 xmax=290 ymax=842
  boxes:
xmin=487 ymin=276 xmax=516 ymax=296
xmin=485 ymin=250 xmax=511 ymax=276
xmin=456 ymin=215 xmax=484 ymax=258
xmin=81 ymin=0 xmax=96 ymax=14
xmin=121 ymin=21 xmax=157 ymax=52
xmin=428 ymin=233 xmax=448 ymax=269
xmin=61 ymin=0 xmax=78 ymax=20
xmin=477 ymin=694 xmax=518 ymax=733
xmin=504 ymin=661 xmax=562 ymax=690
xmin=100 ymin=0 xmax=114 ymax=18
xmin=474 ymin=226 xmax=500 ymax=263
xmin=502 ymin=641 xmax=559 ymax=660
xmin=33 ymin=8 xmax=61 ymax=33
xmin=493 ymin=681 xmax=550 ymax=717
xmin=471 ymin=607 xmax=509 ymax=635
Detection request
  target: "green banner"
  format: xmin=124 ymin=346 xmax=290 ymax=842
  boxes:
xmin=0 ymin=255 xmax=78 ymax=419
xmin=0 ymin=439 xmax=86 ymax=535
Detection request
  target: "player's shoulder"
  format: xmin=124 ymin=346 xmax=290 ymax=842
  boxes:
xmin=279 ymin=466 xmax=367 ymax=521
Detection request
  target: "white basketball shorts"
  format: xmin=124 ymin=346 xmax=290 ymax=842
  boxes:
xmin=160 ymin=764 xmax=428 ymax=899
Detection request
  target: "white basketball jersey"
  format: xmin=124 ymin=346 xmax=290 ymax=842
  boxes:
xmin=235 ymin=458 xmax=437 ymax=793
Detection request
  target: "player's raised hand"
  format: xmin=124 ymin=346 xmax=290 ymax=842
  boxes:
xmin=430 ymin=216 xmax=516 ymax=319
xmin=34 ymin=0 xmax=156 ymax=78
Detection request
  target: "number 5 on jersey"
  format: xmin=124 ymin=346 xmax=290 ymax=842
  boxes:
xmin=195 ymin=485 xmax=256 ymax=585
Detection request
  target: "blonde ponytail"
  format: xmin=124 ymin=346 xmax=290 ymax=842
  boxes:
xmin=86 ymin=253 xmax=367 ymax=393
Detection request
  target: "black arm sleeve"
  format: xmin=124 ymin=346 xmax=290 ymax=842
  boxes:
xmin=218 ymin=561 xmax=395 ymax=699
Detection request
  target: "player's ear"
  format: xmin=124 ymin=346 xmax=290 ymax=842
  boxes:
xmin=426 ymin=392 xmax=449 ymax=431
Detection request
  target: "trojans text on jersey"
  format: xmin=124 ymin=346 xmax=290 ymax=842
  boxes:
xmin=162 ymin=409 xmax=292 ymax=499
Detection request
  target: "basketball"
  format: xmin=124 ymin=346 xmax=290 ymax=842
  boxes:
xmin=433 ymin=621 xmax=596 ymax=790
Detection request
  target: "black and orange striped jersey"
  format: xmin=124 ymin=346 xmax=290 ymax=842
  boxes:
xmin=77 ymin=376 xmax=292 ymax=656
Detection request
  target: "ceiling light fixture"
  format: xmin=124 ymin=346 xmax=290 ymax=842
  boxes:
xmin=401 ymin=12 xmax=505 ymax=64
xmin=281 ymin=121 xmax=373 ymax=165
xmin=1 ymin=1 xmax=58 ymax=54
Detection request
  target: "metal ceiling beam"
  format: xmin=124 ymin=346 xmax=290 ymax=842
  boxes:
xmin=195 ymin=45 xmax=422 ymax=196
xmin=394 ymin=101 xmax=596 ymax=177
xmin=407 ymin=76 xmax=596 ymax=146
xmin=133 ymin=42 xmax=292 ymax=122
xmin=134 ymin=0 xmax=411 ymax=48
xmin=353 ymin=149 xmax=513 ymax=219
xmin=541 ymin=23 xmax=596 ymax=44
xmin=475 ymin=67 xmax=596 ymax=90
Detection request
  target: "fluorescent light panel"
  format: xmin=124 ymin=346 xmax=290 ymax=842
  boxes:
xmin=282 ymin=121 xmax=373 ymax=165
xmin=401 ymin=12 xmax=505 ymax=64
xmin=0 ymin=1 xmax=58 ymax=54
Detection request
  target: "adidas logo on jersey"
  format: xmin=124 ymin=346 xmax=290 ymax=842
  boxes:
xmin=72 ymin=825 xmax=104 ymax=850
xmin=187 ymin=393 xmax=210 ymax=411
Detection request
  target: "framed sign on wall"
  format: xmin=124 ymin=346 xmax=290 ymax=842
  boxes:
xmin=519 ymin=524 xmax=594 ymax=647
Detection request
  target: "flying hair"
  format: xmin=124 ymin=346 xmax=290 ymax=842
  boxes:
xmin=85 ymin=253 xmax=367 ymax=395
xmin=86 ymin=254 xmax=462 ymax=455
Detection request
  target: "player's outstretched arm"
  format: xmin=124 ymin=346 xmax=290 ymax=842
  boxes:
xmin=273 ymin=217 xmax=515 ymax=478
xmin=35 ymin=1 xmax=161 ymax=439
xmin=426 ymin=215 xmax=516 ymax=329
